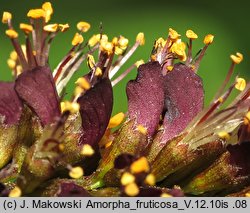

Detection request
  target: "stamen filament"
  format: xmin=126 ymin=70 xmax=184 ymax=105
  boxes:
xmin=10 ymin=39 xmax=28 ymax=71
xmin=56 ymin=45 xmax=99 ymax=94
xmin=197 ymin=84 xmax=235 ymax=125
xmin=104 ymin=51 xmax=115 ymax=78
xmin=186 ymin=39 xmax=193 ymax=65
xmin=53 ymin=46 xmax=77 ymax=83
xmin=42 ymin=32 xmax=58 ymax=64
xmin=160 ymin=37 xmax=171 ymax=64
xmin=193 ymin=45 xmax=208 ymax=72
xmin=25 ymin=36 xmax=37 ymax=68
xmin=112 ymin=64 xmax=135 ymax=86
xmin=212 ymin=62 xmax=235 ymax=102
xmin=109 ymin=42 xmax=139 ymax=79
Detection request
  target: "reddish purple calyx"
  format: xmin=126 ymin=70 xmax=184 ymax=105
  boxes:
xmin=0 ymin=82 xmax=23 ymax=125
xmin=162 ymin=63 xmax=204 ymax=142
xmin=126 ymin=61 xmax=165 ymax=137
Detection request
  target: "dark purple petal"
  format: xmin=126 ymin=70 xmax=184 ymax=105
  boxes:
xmin=114 ymin=154 xmax=135 ymax=169
xmin=126 ymin=62 xmax=165 ymax=137
xmin=238 ymin=124 xmax=250 ymax=144
xmin=57 ymin=182 xmax=91 ymax=197
xmin=137 ymin=187 xmax=184 ymax=197
xmin=0 ymin=82 xmax=23 ymax=125
xmin=137 ymin=187 xmax=162 ymax=197
xmin=15 ymin=66 xmax=60 ymax=126
xmin=77 ymin=78 xmax=113 ymax=147
xmin=0 ymin=182 xmax=9 ymax=197
xmin=162 ymin=63 xmax=204 ymax=142
xmin=227 ymin=142 xmax=250 ymax=176
xmin=167 ymin=188 xmax=185 ymax=197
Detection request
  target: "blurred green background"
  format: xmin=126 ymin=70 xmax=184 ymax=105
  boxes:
xmin=0 ymin=0 xmax=249 ymax=115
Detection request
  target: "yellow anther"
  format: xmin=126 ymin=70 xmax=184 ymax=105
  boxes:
xmin=218 ymin=97 xmax=224 ymax=103
xmin=100 ymin=41 xmax=114 ymax=55
xmin=9 ymin=186 xmax=22 ymax=197
xmin=244 ymin=112 xmax=250 ymax=125
xmin=112 ymin=37 xmax=118 ymax=45
xmin=71 ymin=33 xmax=84 ymax=46
xmin=145 ymin=173 xmax=156 ymax=186
xmin=60 ymin=102 xmax=65 ymax=113
xmin=87 ymin=54 xmax=95 ymax=69
xmin=7 ymin=59 xmax=16 ymax=69
xmin=10 ymin=51 xmax=18 ymax=61
xmin=16 ymin=65 xmax=23 ymax=76
xmin=136 ymin=32 xmax=145 ymax=46
xmin=61 ymin=101 xmax=80 ymax=114
xmin=81 ymin=144 xmax=95 ymax=156
xmin=130 ymin=157 xmax=150 ymax=174
xmin=69 ymin=166 xmax=84 ymax=179
xmin=69 ymin=102 xmax=80 ymax=113
xmin=99 ymin=34 xmax=108 ymax=42
xmin=155 ymin=37 xmax=166 ymax=48
xmin=190 ymin=64 xmax=196 ymax=70
xmin=2 ymin=12 xmax=12 ymax=23
xmin=42 ymin=2 xmax=53 ymax=23
xmin=74 ymin=86 xmax=84 ymax=97
xmin=203 ymin=34 xmax=214 ymax=45
xmin=104 ymin=141 xmax=113 ymax=148
xmin=43 ymin=23 xmax=58 ymax=32
xmin=58 ymin=143 xmax=65 ymax=151
xmin=171 ymin=40 xmax=187 ymax=61
xmin=218 ymin=131 xmax=230 ymax=141
xmin=75 ymin=77 xmax=91 ymax=90
xmin=5 ymin=29 xmax=18 ymax=39
xmin=235 ymin=77 xmax=246 ymax=91
xmin=95 ymin=67 xmax=102 ymax=76
xmin=124 ymin=183 xmax=139 ymax=196
xmin=151 ymin=54 xmax=157 ymax=61
xmin=77 ymin=21 xmax=91 ymax=32
xmin=20 ymin=23 xmax=33 ymax=34
xmin=186 ymin=30 xmax=198 ymax=39
xmin=166 ymin=66 xmax=173 ymax=71
xmin=59 ymin=23 xmax=70 ymax=32
xmin=88 ymin=35 xmax=99 ymax=47
xmin=136 ymin=124 xmax=147 ymax=135
xmin=121 ymin=172 xmax=135 ymax=186
xmin=108 ymin=112 xmax=125 ymax=128
xmin=118 ymin=36 xmax=129 ymax=49
xmin=114 ymin=47 xmax=123 ymax=55
xmin=161 ymin=193 xmax=173 ymax=197
xmin=135 ymin=60 xmax=144 ymax=68
xmin=27 ymin=9 xmax=46 ymax=19
xmin=169 ymin=28 xmax=180 ymax=40
xmin=88 ymin=34 xmax=108 ymax=47
xmin=230 ymin=52 xmax=243 ymax=64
